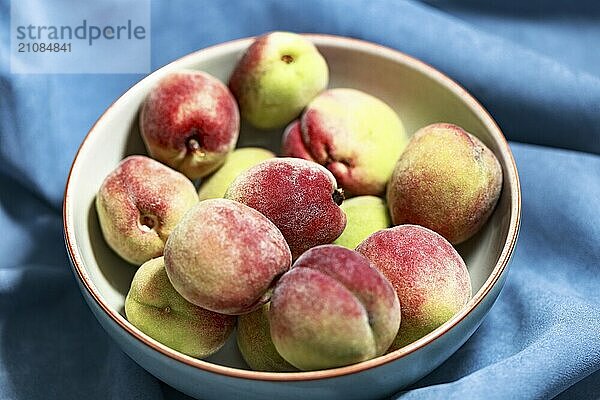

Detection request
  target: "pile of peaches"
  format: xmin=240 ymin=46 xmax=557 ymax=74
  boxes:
xmin=96 ymin=32 xmax=502 ymax=371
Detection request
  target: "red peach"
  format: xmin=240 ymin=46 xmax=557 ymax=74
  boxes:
xmin=356 ymin=225 xmax=472 ymax=349
xmin=269 ymin=245 xmax=400 ymax=370
xmin=96 ymin=155 xmax=198 ymax=265
xmin=164 ymin=199 xmax=291 ymax=315
xmin=281 ymin=120 xmax=315 ymax=161
xmin=225 ymin=158 xmax=346 ymax=259
xmin=140 ymin=71 xmax=239 ymax=179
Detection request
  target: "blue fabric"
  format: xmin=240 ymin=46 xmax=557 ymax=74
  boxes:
xmin=1 ymin=1 xmax=599 ymax=399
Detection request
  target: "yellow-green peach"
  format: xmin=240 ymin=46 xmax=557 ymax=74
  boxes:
xmin=293 ymin=88 xmax=408 ymax=196
xmin=356 ymin=225 xmax=471 ymax=350
xmin=237 ymin=303 xmax=296 ymax=372
xmin=225 ymin=158 xmax=346 ymax=260
xmin=229 ymin=32 xmax=329 ymax=129
xmin=334 ymin=196 xmax=391 ymax=249
xmin=125 ymin=257 xmax=235 ymax=358
xmin=164 ymin=199 xmax=291 ymax=315
xmin=198 ymin=147 xmax=275 ymax=200
xmin=269 ymin=245 xmax=400 ymax=370
xmin=140 ymin=71 xmax=240 ymax=179
xmin=387 ymin=123 xmax=503 ymax=244
xmin=96 ymin=155 xmax=198 ymax=265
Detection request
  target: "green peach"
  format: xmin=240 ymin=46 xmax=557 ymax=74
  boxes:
xmin=229 ymin=32 xmax=329 ymax=129
xmin=237 ymin=303 xmax=297 ymax=372
xmin=334 ymin=196 xmax=391 ymax=249
xmin=198 ymin=147 xmax=275 ymax=200
xmin=387 ymin=123 xmax=503 ymax=244
xmin=125 ymin=257 xmax=236 ymax=358
xmin=295 ymin=88 xmax=408 ymax=196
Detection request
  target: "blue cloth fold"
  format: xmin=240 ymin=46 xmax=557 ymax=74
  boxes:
xmin=1 ymin=1 xmax=598 ymax=399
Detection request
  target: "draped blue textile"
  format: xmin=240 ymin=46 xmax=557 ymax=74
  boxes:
xmin=0 ymin=1 xmax=598 ymax=399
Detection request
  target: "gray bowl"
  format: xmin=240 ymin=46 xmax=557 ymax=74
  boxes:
xmin=63 ymin=34 xmax=521 ymax=400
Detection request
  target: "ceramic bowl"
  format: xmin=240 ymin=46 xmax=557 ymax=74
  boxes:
xmin=63 ymin=34 xmax=520 ymax=400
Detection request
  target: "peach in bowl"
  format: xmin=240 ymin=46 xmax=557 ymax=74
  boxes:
xmin=63 ymin=34 xmax=520 ymax=400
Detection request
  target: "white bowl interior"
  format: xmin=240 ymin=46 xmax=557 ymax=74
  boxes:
xmin=66 ymin=36 xmax=515 ymax=370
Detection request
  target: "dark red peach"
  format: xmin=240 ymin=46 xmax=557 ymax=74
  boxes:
xmin=140 ymin=71 xmax=239 ymax=179
xmin=225 ymin=158 xmax=346 ymax=259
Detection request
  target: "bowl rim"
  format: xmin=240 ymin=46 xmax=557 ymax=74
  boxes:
xmin=63 ymin=33 xmax=521 ymax=382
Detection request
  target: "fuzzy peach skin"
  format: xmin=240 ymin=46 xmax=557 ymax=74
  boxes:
xmin=95 ymin=155 xmax=198 ymax=265
xmin=281 ymin=120 xmax=315 ymax=161
xmin=140 ymin=71 xmax=240 ymax=179
xmin=356 ymin=225 xmax=472 ymax=350
xmin=225 ymin=158 xmax=346 ymax=259
xmin=229 ymin=31 xmax=329 ymax=130
xmin=164 ymin=198 xmax=291 ymax=315
xmin=125 ymin=257 xmax=235 ymax=358
xmin=334 ymin=195 xmax=391 ymax=249
xmin=387 ymin=123 xmax=503 ymax=244
xmin=198 ymin=147 xmax=275 ymax=200
xmin=284 ymin=88 xmax=407 ymax=196
xmin=269 ymin=245 xmax=400 ymax=371
xmin=237 ymin=303 xmax=297 ymax=372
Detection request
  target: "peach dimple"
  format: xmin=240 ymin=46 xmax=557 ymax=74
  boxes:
xmin=281 ymin=119 xmax=315 ymax=161
xmin=95 ymin=155 xmax=198 ymax=265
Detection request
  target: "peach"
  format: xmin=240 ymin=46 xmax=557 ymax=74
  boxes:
xmin=225 ymin=158 xmax=346 ymax=259
xmin=198 ymin=147 xmax=275 ymax=200
xmin=125 ymin=257 xmax=235 ymax=358
xmin=95 ymin=155 xmax=198 ymax=265
xmin=229 ymin=32 xmax=329 ymax=129
xmin=283 ymin=88 xmax=408 ymax=196
xmin=356 ymin=225 xmax=471 ymax=349
xmin=387 ymin=123 xmax=503 ymax=244
xmin=164 ymin=199 xmax=291 ymax=315
xmin=334 ymin=196 xmax=391 ymax=249
xmin=237 ymin=303 xmax=296 ymax=372
xmin=281 ymin=120 xmax=315 ymax=161
xmin=140 ymin=71 xmax=240 ymax=179
xmin=269 ymin=245 xmax=400 ymax=370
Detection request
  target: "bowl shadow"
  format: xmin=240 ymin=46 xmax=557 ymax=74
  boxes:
xmin=87 ymin=201 xmax=137 ymax=308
